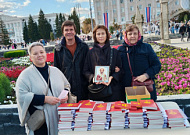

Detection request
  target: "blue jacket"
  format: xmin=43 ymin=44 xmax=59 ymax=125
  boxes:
xmin=118 ymin=38 xmax=161 ymax=101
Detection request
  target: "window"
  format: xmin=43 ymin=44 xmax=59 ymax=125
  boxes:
xmin=157 ymin=11 xmax=160 ymax=17
xmin=98 ymin=20 xmax=102 ymax=24
xmin=112 ymin=0 xmax=116 ymax=5
xmin=113 ymin=9 xmax=116 ymax=14
xmin=130 ymin=6 xmax=134 ymax=11
xmin=175 ymin=0 xmax=179 ymax=5
xmin=120 ymin=0 xmax=123 ymax=3
xmin=96 ymin=1 xmax=100 ymax=7
xmin=114 ymin=18 xmax=117 ymax=22
xmin=18 ymin=22 xmax=20 ymax=27
xmin=130 ymin=0 xmax=133 ymax=2
xmin=157 ymin=3 xmax=160 ymax=8
xmin=139 ymin=5 xmax=142 ymax=10
xmin=148 ymin=4 xmax=151 ymax=7
xmin=121 ymin=17 xmax=125 ymax=22
xmin=49 ymin=19 xmax=51 ymax=22
xmin=121 ymin=8 xmax=124 ymax=13
xmin=105 ymin=0 xmax=108 ymax=6
xmin=131 ymin=16 xmax=133 ymax=20
xmin=97 ymin=11 xmax=101 ymax=16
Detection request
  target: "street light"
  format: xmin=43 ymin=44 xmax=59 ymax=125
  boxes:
xmin=89 ymin=0 xmax=93 ymax=31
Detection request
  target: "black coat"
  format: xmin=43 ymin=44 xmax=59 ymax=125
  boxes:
xmin=54 ymin=36 xmax=89 ymax=102
xmin=83 ymin=41 xmax=125 ymax=102
xmin=118 ymin=38 xmax=161 ymax=101
xmin=179 ymin=26 xmax=186 ymax=35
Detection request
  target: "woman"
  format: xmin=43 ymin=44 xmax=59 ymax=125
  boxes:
xmin=16 ymin=42 xmax=70 ymax=135
xmin=83 ymin=25 xmax=125 ymax=102
xmin=118 ymin=24 xmax=161 ymax=101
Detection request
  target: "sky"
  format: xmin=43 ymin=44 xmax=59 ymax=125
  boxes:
xmin=0 ymin=0 xmax=94 ymax=22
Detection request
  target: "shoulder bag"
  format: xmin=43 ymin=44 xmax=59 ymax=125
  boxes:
xmin=88 ymin=48 xmax=113 ymax=100
xmin=27 ymin=68 xmax=50 ymax=131
xmin=126 ymin=47 xmax=154 ymax=92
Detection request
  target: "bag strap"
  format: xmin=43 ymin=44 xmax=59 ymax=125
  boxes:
xmin=45 ymin=68 xmax=50 ymax=96
xmin=109 ymin=48 xmax=113 ymax=74
xmin=126 ymin=47 xmax=133 ymax=77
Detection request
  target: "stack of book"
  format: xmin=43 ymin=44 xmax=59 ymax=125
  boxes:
xmin=58 ymin=103 xmax=81 ymax=132
xmin=108 ymin=102 xmax=126 ymax=129
xmin=91 ymin=103 xmax=110 ymax=130
xmin=128 ymin=108 xmax=144 ymax=129
xmin=74 ymin=100 xmax=96 ymax=131
xmin=146 ymin=103 xmax=164 ymax=129
xmin=165 ymin=109 xmax=186 ymax=129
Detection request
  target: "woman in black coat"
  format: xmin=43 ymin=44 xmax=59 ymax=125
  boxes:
xmin=118 ymin=24 xmax=161 ymax=101
xmin=83 ymin=25 xmax=125 ymax=102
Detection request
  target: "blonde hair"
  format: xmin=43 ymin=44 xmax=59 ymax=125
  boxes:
xmin=28 ymin=42 xmax=45 ymax=55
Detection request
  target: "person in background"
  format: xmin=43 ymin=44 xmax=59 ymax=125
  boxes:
xmin=54 ymin=20 xmax=89 ymax=103
xmin=118 ymin=24 xmax=161 ymax=101
xmin=179 ymin=23 xmax=186 ymax=42
xmin=16 ymin=42 xmax=70 ymax=135
xmin=186 ymin=21 xmax=190 ymax=41
xmin=83 ymin=25 xmax=125 ymax=102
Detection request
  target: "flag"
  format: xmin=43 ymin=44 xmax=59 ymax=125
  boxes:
xmin=103 ymin=13 xmax=108 ymax=28
xmin=145 ymin=7 xmax=151 ymax=23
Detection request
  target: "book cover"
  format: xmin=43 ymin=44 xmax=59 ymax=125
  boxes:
xmin=130 ymin=101 xmax=142 ymax=108
xmin=80 ymin=101 xmax=96 ymax=109
xmin=165 ymin=109 xmax=184 ymax=119
xmin=109 ymin=103 xmax=122 ymax=112
xmin=58 ymin=103 xmax=81 ymax=109
xmin=140 ymin=99 xmax=157 ymax=110
xmin=93 ymin=103 xmax=107 ymax=111
xmin=114 ymin=103 xmax=131 ymax=109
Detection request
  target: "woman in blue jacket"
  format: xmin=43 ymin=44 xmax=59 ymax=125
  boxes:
xmin=118 ymin=24 xmax=161 ymax=101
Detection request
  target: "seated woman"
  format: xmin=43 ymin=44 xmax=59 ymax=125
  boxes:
xmin=118 ymin=24 xmax=161 ymax=101
xmin=16 ymin=42 xmax=70 ymax=135
xmin=83 ymin=25 xmax=125 ymax=102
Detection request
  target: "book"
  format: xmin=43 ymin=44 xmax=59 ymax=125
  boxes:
xmin=130 ymin=101 xmax=142 ymax=108
xmin=93 ymin=103 xmax=107 ymax=112
xmin=58 ymin=103 xmax=81 ymax=110
xmin=140 ymin=99 xmax=157 ymax=110
xmin=114 ymin=103 xmax=131 ymax=110
xmin=165 ymin=109 xmax=184 ymax=120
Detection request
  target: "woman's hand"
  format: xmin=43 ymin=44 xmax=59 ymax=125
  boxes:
xmin=60 ymin=95 xmax=68 ymax=104
xmin=134 ymin=74 xmax=148 ymax=82
xmin=101 ymin=76 xmax=113 ymax=86
xmin=45 ymin=96 xmax=60 ymax=105
xmin=115 ymin=66 xmax=120 ymax=72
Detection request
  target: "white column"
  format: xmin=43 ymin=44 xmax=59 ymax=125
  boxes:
xmin=116 ymin=0 xmax=121 ymax=24
xmin=124 ymin=0 xmax=129 ymax=23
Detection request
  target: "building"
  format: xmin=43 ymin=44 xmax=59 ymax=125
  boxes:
xmin=93 ymin=0 xmax=182 ymax=29
xmin=0 ymin=13 xmax=68 ymax=44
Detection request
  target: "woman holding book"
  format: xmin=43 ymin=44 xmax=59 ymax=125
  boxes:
xmin=83 ymin=25 xmax=125 ymax=102
xmin=16 ymin=42 xmax=70 ymax=135
xmin=118 ymin=24 xmax=161 ymax=101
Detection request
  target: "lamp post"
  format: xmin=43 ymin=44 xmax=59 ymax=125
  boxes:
xmin=76 ymin=3 xmax=81 ymax=33
xmin=89 ymin=0 xmax=93 ymax=31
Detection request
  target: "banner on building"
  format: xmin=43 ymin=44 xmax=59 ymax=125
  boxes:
xmin=103 ymin=13 xmax=108 ymax=29
xmin=145 ymin=7 xmax=151 ymax=23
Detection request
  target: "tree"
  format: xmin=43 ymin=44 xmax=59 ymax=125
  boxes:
xmin=109 ymin=26 xmax=114 ymax=34
xmin=50 ymin=32 xmax=54 ymax=41
xmin=55 ymin=13 xmax=66 ymax=38
xmin=38 ymin=9 xmax=52 ymax=40
xmin=81 ymin=18 xmax=96 ymax=34
xmin=0 ymin=19 xmax=10 ymax=46
xmin=132 ymin=14 xmax=144 ymax=24
xmin=28 ymin=15 xmax=39 ymax=42
xmin=68 ymin=8 xmax=80 ymax=34
xmin=23 ymin=21 xmax=29 ymax=43
xmin=113 ymin=21 xmax=120 ymax=30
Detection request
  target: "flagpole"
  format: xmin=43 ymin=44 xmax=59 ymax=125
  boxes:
xmin=89 ymin=0 xmax=93 ymax=31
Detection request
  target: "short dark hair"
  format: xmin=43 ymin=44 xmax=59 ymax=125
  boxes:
xmin=61 ymin=20 xmax=76 ymax=34
xmin=93 ymin=25 xmax=110 ymax=43
xmin=125 ymin=24 xmax=140 ymax=33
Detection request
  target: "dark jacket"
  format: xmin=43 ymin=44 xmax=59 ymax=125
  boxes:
xmin=54 ymin=36 xmax=89 ymax=102
xmin=83 ymin=41 xmax=125 ymax=102
xmin=118 ymin=38 xmax=161 ymax=101
xmin=179 ymin=26 xmax=186 ymax=35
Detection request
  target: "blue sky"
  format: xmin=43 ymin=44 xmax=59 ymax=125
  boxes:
xmin=0 ymin=0 xmax=94 ymax=21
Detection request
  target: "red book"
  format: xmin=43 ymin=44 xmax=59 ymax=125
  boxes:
xmin=93 ymin=103 xmax=107 ymax=112
xmin=165 ymin=109 xmax=183 ymax=120
xmin=58 ymin=103 xmax=81 ymax=110
xmin=80 ymin=101 xmax=96 ymax=109
xmin=114 ymin=103 xmax=131 ymax=109
xmin=78 ymin=100 xmax=91 ymax=104
xmin=130 ymin=101 xmax=142 ymax=108
xmin=140 ymin=99 xmax=157 ymax=110
xmin=109 ymin=103 xmax=122 ymax=112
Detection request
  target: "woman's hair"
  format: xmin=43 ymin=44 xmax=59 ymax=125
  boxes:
xmin=28 ymin=42 xmax=44 ymax=55
xmin=125 ymin=24 xmax=140 ymax=33
xmin=93 ymin=25 xmax=110 ymax=43
xmin=61 ymin=20 xmax=76 ymax=34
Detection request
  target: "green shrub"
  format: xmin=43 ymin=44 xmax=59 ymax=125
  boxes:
xmin=0 ymin=73 xmax=11 ymax=103
xmin=4 ymin=50 xmax=27 ymax=58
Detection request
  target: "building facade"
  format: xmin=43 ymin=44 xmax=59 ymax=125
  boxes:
xmin=93 ymin=0 xmax=182 ymax=29
xmin=0 ymin=13 xmax=68 ymax=44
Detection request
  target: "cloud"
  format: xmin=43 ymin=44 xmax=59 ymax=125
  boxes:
xmin=73 ymin=0 xmax=89 ymax=2
xmin=80 ymin=16 xmax=85 ymax=22
xmin=10 ymin=10 xmax=16 ymax=13
xmin=0 ymin=0 xmax=30 ymax=14
xmin=71 ymin=7 xmax=89 ymax=15
xmin=56 ymin=0 xmax=66 ymax=2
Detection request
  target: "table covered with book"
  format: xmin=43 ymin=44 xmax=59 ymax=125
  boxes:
xmin=58 ymin=86 xmax=190 ymax=134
